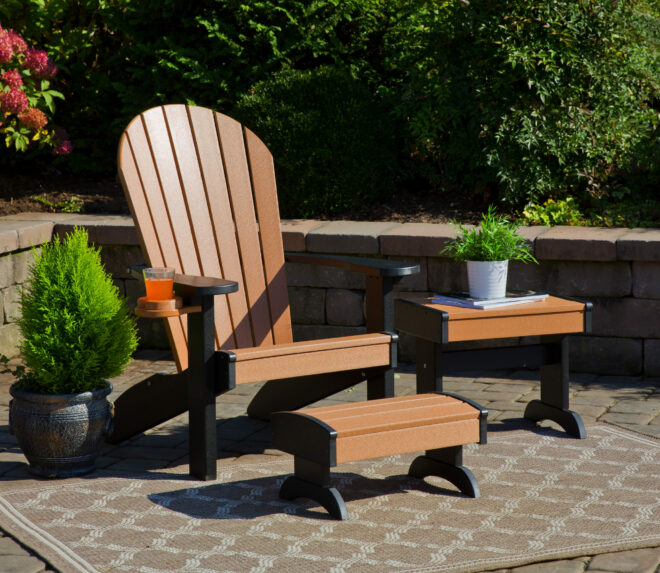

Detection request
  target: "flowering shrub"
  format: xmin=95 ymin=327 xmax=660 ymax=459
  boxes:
xmin=0 ymin=24 xmax=71 ymax=155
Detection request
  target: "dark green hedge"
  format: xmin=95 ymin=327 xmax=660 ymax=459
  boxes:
xmin=2 ymin=0 xmax=658 ymax=214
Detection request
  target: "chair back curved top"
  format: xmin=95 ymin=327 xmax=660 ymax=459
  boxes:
xmin=118 ymin=104 xmax=293 ymax=370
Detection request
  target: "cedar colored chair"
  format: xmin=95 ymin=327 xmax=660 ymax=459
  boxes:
xmin=108 ymin=104 xmax=419 ymax=480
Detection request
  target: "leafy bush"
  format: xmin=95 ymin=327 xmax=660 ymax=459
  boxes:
xmin=392 ymin=0 xmax=660 ymax=206
xmin=0 ymin=21 xmax=71 ymax=156
xmin=234 ymin=67 xmax=399 ymax=217
xmin=442 ymin=207 xmax=537 ymax=263
xmin=9 ymin=228 xmax=138 ymax=394
xmin=522 ymin=198 xmax=584 ymax=226
xmin=0 ymin=0 xmax=388 ymax=172
xmin=1 ymin=0 xmax=658 ymax=217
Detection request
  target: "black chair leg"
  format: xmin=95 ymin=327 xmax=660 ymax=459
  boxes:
xmin=408 ymin=445 xmax=480 ymax=498
xmin=278 ymin=458 xmax=348 ymax=520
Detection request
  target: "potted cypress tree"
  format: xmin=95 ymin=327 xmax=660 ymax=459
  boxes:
xmin=1 ymin=228 xmax=138 ymax=477
xmin=441 ymin=207 xmax=537 ymax=299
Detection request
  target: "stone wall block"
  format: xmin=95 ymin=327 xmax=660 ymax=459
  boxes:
xmin=0 ymin=323 xmax=21 ymax=358
xmin=136 ymin=317 xmax=170 ymax=349
xmin=379 ymin=223 xmax=458 ymax=257
xmin=0 ymin=228 xmax=18 ymax=255
xmin=327 ymin=288 xmax=364 ymax=326
xmin=306 ymin=221 xmax=399 ymax=254
xmin=100 ymin=246 xmax=146 ymax=279
xmin=569 ymin=335 xmax=642 ymax=375
xmin=508 ymin=260 xmax=554 ymax=292
xmin=124 ymin=278 xmax=145 ymax=308
xmin=644 ymin=339 xmax=660 ymax=377
xmin=535 ymin=226 xmax=626 ymax=261
xmin=285 ymin=262 xmax=365 ymax=290
xmin=16 ymin=221 xmax=54 ymax=249
xmin=617 ymin=229 xmax=660 ymax=261
xmin=281 ymin=220 xmax=327 ymax=252
xmin=113 ymin=279 xmax=126 ymax=297
xmin=0 ymin=289 xmax=4 ymax=324
xmin=288 ymin=287 xmax=326 ymax=324
xmin=3 ymin=286 xmax=21 ymax=324
xmin=591 ymin=298 xmax=660 ymax=338
xmin=632 ymin=262 xmax=660 ymax=299
xmin=427 ymin=259 xmax=468 ymax=293
xmin=12 ymin=248 xmax=38 ymax=284
xmin=548 ymin=261 xmax=631 ymax=297
xmin=0 ymin=254 xmax=14 ymax=290
xmin=293 ymin=324 xmax=366 ymax=342
xmin=389 ymin=256 xmax=427 ymax=292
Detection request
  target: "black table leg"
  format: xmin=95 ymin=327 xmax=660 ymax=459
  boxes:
xmin=416 ymin=338 xmax=443 ymax=393
xmin=524 ymin=336 xmax=586 ymax=438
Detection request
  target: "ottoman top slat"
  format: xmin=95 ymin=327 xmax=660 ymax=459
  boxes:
xmin=298 ymin=394 xmax=480 ymax=438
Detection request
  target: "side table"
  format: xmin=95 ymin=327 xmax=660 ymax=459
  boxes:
xmin=395 ymin=295 xmax=592 ymax=438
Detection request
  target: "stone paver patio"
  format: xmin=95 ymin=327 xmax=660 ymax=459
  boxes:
xmin=0 ymin=350 xmax=658 ymax=573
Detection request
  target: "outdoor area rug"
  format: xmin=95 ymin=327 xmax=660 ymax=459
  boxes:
xmin=0 ymin=423 xmax=658 ymax=573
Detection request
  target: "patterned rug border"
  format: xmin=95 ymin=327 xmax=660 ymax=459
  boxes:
xmin=0 ymin=423 xmax=658 ymax=573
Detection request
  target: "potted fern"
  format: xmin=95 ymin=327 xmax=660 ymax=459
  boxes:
xmin=1 ymin=228 xmax=138 ymax=477
xmin=441 ymin=207 xmax=537 ymax=299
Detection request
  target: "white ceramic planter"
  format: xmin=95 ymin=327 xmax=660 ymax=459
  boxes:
xmin=466 ymin=260 xmax=509 ymax=299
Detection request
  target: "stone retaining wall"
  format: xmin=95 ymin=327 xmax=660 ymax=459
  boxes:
xmin=1 ymin=213 xmax=659 ymax=376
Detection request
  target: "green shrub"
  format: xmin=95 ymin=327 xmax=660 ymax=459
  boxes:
xmin=392 ymin=0 xmax=660 ymax=206
xmin=2 ymin=0 xmax=658 ymax=217
xmin=234 ymin=67 xmax=399 ymax=218
xmin=522 ymin=198 xmax=584 ymax=226
xmin=10 ymin=228 xmax=138 ymax=394
xmin=0 ymin=0 xmax=389 ymax=173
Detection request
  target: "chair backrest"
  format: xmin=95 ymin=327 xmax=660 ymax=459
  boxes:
xmin=118 ymin=104 xmax=293 ymax=370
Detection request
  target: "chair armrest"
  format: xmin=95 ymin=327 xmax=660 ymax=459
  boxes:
xmin=128 ymin=264 xmax=238 ymax=296
xmin=174 ymin=275 xmax=238 ymax=297
xmin=284 ymin=252 xmax=420 ymax=277
xmin=285 ymin=253 xmax=418 ymax=332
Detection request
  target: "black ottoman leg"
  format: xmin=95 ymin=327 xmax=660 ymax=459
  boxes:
xmin=409 ymin=445 xmax=480 ymax=498
xmin=279 ymin=458 xmax=348 ymax=520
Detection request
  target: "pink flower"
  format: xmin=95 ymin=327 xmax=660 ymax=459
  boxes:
xmin=53 ymin=139 xmax=73 ymax=155
xmin=25 ymin=49 xmax=57 ymax=78
xmin=0 ymin=29 xmax=13 ymax=64
xmin=1 ymin=69 xmax=23 ymax=89
xmin=18 ymin=107 xmax=48 ymax=130
xmin=0 ymin=88 xmax=28 ymax=114
xmin=52 ymin=128 xmax=73 ymax=155
xmin=8 ymin=30 xmax=27 ymax=54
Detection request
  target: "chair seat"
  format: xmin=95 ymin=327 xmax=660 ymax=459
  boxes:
xmin=231 ymin=332 xmax=393 ymax=385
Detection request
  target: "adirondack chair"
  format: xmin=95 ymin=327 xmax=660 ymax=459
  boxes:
xmin=108 ymin=104 xmax=419 ymax=480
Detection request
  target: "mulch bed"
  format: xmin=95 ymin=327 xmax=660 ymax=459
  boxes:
xmin=0 ymin=172 xmax=486 ymax=224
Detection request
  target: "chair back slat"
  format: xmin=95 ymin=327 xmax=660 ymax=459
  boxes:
xmin=214 ymin=112 xmax=275 ymax=347
xmin=187 ymin=107 xmax=244 ymax=349
xmin=118 ymin=110 xmax=191 ymax=369
xmin=162 ymin=105 xmax=235 ymax=350
xmin=141 ymin=107 xmax=199 ymax=275
xmin=187 ymin=106 xmax=252 ymax=349
xmin=244 ymin=128 xmax=292 ymax=345
xmin=118 ymin=104 xmax=293 ymax=370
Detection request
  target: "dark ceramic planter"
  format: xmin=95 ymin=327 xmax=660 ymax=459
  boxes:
xmin=9 ymin=382 xmax=113 ymax=478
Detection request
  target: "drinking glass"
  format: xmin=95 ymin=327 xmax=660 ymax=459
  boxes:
xmin=143 ymin=267 xmax=175 ymax=300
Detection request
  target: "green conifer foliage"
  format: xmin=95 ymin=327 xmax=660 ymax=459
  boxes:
xmin=15 ymin=227 xmax=138 ymax=394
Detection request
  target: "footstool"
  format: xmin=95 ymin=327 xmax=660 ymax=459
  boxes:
xmin=271 ymin=392 xmax=487 ymax=519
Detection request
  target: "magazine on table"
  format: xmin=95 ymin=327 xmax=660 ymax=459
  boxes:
xmin=431 ymin=290 xmax=549 ymax=310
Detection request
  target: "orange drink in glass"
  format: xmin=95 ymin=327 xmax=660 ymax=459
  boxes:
xmin=143 ymin=267 xmax=175 ymax=300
